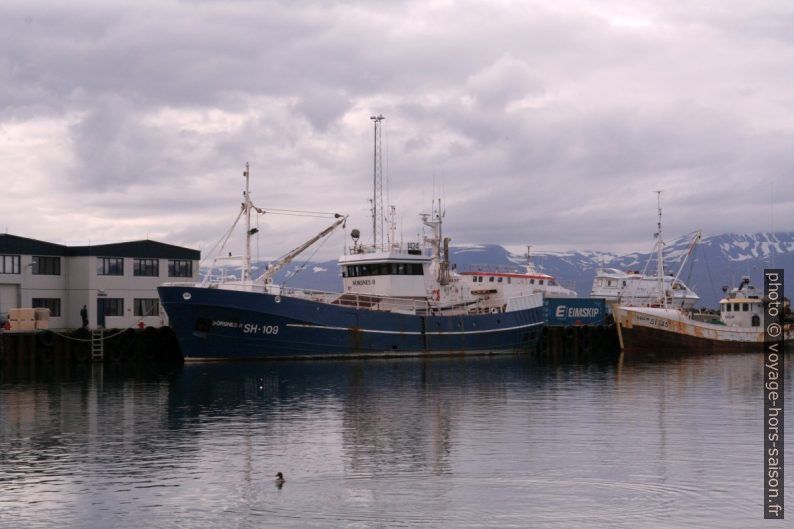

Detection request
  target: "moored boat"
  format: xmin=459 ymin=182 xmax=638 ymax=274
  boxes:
xmin=614 ymin=276 xmax=793 ymax=354
xmin=590 ymin=267 xmax=699 ymax=309
xmin=590 ymin=193 xmax=700 ymax=309
xmin=158 ymin=125 xmax=544 ymax=359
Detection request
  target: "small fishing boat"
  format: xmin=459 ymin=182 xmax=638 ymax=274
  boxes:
xmin=614 ymin=276 xmax=793 ymax=354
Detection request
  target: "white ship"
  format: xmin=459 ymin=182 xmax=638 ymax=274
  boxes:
xmin=460 ymin=248 xmax=577 ymax=311
xmin=590 ymin=194 xmax=700 ymax=309
xmin=590 ymin=267 xmax=699 ymax=309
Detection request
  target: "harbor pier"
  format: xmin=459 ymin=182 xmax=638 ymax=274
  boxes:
xmin=0 ymin=327 xmax=183 ymax=366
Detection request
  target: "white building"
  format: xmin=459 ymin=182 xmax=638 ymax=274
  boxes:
xmin=0 ymin=234 xmax=200 ymax=329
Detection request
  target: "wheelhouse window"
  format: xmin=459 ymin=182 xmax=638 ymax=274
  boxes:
xmin=1 ymin=254 xmax=20 ymax=274
xmin=134 ymin=298 xmax=160 ymax=317
xmin=539 ymin=279 xmax=544 ymax=285
xmin=497 ymin=277 xmax=503 ymax=283
xmin=134 ymin=258 xmax=159 ymax=277
xmin=32 ymin=298 xmax=61 ymax=317
xmin=726 ymin=304 xmax=732 ymax=312
xmin=742 ymin=303 xmax=749 ymax=312
xmin=32 ymin=256 xmax=61 ymax=275
xmin=97 ymin=257 xmax=124 ymax=276
xmin=343 ymin=262 xmax=423 ymax=278
xmin=530 ymin=279 xmax=535 ymax=285
xmin=168 ymin=259 xmax=193 ymax=278
xmin=733 ymin=303 xmax=740 ymax=311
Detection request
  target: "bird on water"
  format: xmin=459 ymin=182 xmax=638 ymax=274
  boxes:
xmin=275 ymin=472 xmax=285 ymax=488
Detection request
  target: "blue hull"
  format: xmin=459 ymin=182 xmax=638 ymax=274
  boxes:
xmin=158 ymin=286 xmax=544 ymax=359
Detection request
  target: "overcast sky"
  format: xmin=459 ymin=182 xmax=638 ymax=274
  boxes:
xmin=2 ymin=0 xmax=792 ymax=261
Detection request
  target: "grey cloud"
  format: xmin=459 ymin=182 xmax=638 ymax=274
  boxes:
xmin=1 ymin=0 xmax=793 ymax=258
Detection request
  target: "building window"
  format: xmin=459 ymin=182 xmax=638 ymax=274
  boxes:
xmin=100 ymin=298 xmax=124 ymax=316
xmin=32 ymin=298 xmax=61 ymax=317
xmin=134 ymin=258 xmax=159 ymax=277
xmin=32 ymin=256 xmax=61 ymax=275
xmin=168 ymin=259 xmax=193 ymax=277
xmin=134 ymin=298 xmax=160 ymax=317
xmin=97 ymin=257 xmax=124 ymax=276
xmin=1 ymin=254 xmax=20 ymax=274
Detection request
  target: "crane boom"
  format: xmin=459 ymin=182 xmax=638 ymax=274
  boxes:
xmin=257 ymin=214 xmax=347 ymax=284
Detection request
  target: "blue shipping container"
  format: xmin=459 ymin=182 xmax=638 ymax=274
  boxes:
xmin=543 ymin=298 xmax=607 ymax=326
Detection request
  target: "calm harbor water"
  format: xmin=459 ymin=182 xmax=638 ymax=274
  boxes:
xmin=0 ymin=353 xmax=790 ymax=528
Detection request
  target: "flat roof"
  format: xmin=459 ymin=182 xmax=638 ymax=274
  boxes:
xmin=0 ymin=234 xmax=200 ymax=260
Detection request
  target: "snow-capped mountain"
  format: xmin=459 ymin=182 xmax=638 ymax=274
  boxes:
xmin=210 ymin=231 xmax=793 ymax=309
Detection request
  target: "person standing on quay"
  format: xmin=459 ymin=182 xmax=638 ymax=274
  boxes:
xmin=80 ymin=305 xmax=88 ymax=329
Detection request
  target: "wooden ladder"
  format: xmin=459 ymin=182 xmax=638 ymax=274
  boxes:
xmin=91 ymin=329 xmax=104 ymax=361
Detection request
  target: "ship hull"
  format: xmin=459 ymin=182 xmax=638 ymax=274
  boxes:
xmin=159 ymin=286 xmax=544 ymax=359
xmin=614 ymin=306 xmax=793 ymax=355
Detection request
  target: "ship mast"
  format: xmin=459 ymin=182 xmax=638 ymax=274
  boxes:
xmin=526 ymin=245 xmax=533 ymax=273
xmin=371 ymin=114 xmax=385 ymax=250
xmin=243 ymin=162 xmax=252 ymax=282
xmin=654 ymin=190 xmax=666 ymax=308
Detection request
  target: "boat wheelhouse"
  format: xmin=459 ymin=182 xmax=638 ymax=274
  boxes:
xmin=718 ymin=276 xmax=764 ymax=328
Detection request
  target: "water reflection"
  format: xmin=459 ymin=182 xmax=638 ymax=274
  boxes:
xmin=0 ymin=354 xmax=791 ymax=528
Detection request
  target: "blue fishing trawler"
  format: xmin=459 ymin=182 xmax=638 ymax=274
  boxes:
xmin=158 ymin=125 xmax=543 ymax=359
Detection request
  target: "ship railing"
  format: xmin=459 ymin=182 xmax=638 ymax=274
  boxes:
xmin=272 ymin=284 xmax=499 ymax=316
xmin=164 ymin=280 xmax=542 ymax=315
xmin=231 ymin=282 xmax=436 ymax=314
